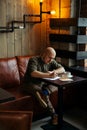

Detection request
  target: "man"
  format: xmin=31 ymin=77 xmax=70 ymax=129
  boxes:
xmin=24 ymin=47 xmax=65 ymax=125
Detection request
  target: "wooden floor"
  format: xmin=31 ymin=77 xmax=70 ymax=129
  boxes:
xmin=31 ymin=107 xmax=87 ymax=130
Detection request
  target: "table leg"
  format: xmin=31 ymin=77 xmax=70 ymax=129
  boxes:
xmin=58 ymin=86 xmax=63 ymax=127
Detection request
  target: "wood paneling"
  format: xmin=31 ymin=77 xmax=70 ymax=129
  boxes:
xmin=0 ymin=0 xmax=48 ymax=58
xmin=6 ymin=0 xmax=15 ymax=57
xmin=0 ymin=0 xmax=7 ymax=57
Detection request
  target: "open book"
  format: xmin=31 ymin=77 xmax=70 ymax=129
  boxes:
xmin=43 ymin=76 xmax=60 ymax=80
xmin=43 ymin=76 xmax=73 ymax=81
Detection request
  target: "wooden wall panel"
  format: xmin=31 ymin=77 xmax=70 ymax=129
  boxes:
xmin=0 ymin=0 xmax=48 ymax=58
xmin=21 ymin=0 xmax=30 ymax=56
xmin=28 ymin=0 xmax=42 ymax=55
xmin=0 ymin=0 xmax=7 ymax=58
xmin=6 ymin=0 xmax=15 ymax=57
xmin=14 ymin=0 xmax=22 ymax=56
xmin=40 ymin=0 xmax=47 ymax=52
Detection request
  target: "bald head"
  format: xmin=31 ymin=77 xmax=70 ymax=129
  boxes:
xmin=41 ymin=47 xmax=56 ymax=64
xmin=45 ymin=47 xmax=56 ymax=57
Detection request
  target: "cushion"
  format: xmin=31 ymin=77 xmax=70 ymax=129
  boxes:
xmin=16 ymin=56 xmax=31 ymax=82
xmin=0 ymin=57 xmax=20 ymax=88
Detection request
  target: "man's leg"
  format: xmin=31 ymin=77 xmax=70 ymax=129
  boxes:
xmin=42 ymin=85 xmax=58 ymax=125
xmin=36 ymin=91 xmax=47 ymax=108
xmin=21 ymin=83 xmax=58 ymax=125
xmin=21 ymin=83 xmax=47 ymax=108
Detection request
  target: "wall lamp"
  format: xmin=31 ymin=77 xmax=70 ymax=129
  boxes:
xmin=0 ymin=0 xmax=55 ymax=33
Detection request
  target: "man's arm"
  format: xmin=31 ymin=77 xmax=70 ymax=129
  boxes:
xmin=31 ymin=66 xmax=65 ymax=79
xmin=53 ymin=66 xmax=65 ymax=75
xmin=31 ymin=70 xmax=57 ymax=78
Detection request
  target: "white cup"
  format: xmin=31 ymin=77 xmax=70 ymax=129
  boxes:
xmin=61 ymin=71 xmax=72 ymax=78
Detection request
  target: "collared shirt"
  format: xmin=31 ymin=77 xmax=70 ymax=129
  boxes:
xmin=24 ymin=56 xmax=62 ymax=85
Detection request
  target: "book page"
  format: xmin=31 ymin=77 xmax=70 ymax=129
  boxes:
xmin=43 ymin=76 xmax=60 ymax=80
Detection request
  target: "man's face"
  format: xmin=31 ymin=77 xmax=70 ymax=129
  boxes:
xmin=43 ymin=53 xmax=55 ymax=64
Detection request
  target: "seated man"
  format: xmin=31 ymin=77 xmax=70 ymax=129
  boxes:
xmin=23 ymin=47 xmax=65 ymax=125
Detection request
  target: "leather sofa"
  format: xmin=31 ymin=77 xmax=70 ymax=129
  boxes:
xmin=0 ymin=56 xmax=77 ymax=121
xmin=0 ymin=56 xmax=58 ymax=120
xmin=0 ymin=110 xmax=33 ymax=130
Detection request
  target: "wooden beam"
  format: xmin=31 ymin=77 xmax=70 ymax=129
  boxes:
xmin=49 ymin=34 xmax=87 ymax=44
xmin=50 ymin=18 xmax=87 ymax=28
xmin=55 ymin=49 xmax=87 ymax=60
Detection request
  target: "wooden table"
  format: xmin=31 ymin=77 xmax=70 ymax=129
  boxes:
xmin=41 ymin=76 xmax=87 ymax=129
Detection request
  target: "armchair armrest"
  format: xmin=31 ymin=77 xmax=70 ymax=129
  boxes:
xmin=0 ymin=110 xmax=33 ymax=130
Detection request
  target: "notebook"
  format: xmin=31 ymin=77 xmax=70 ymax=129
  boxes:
xmin=0 ymin=88 xmax=15 ymax=103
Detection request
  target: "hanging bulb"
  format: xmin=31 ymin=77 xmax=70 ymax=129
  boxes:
xmin=50 ymin=10 xmax=56 ymax=15
xmin=40 ymin=0 xmax=43 ymax=3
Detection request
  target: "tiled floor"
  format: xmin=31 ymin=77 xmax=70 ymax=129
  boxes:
xmin=31 ymin=117 xmax=51 ymax=130
xmin=64 ymin=107 xmax=87 ymax=130
xmin=31 ymin=107 xmax=87 ymax=130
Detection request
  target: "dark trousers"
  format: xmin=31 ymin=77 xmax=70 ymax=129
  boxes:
xmin=21 ymin=83 xmax=58 ymax=116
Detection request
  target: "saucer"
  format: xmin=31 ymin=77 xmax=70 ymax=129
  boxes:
xmin=59 ymin=78 xmax=73 ymax=81
xmin=67 ymin=75 xmax=73 ymax=78
xmin=60 ymin=74 xmax=73 ymax=79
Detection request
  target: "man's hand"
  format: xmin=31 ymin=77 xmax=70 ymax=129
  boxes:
xmin=48 ymin=71 xmax=58 ymax=78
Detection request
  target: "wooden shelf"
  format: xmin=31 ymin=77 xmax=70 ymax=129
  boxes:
xmin=50 ymin=18 xmax=87 ymax=28
xmin=50 ymin=34 xmax=87 ymax=44
xmin=65 ymin=66 xmax=87 ymax=78
xmin=55 ymin=49 xmax=87 ymax=60
xmin=49 ymin=17 xmax=87 ymax=64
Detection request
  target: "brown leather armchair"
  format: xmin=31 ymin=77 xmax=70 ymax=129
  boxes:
xmin=0 ymin=111 xmax=33 ymax=130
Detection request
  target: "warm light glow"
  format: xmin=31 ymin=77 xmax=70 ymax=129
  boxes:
xmin=27 ymin=0 xmax=33 ymax=4
xmin=50 ymin=10 xmax=56 ymax=15
xmin=40 ymin=0 xmax=43 ymax=3
xmin=19 ymin=26 xmax=24 ymax=29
